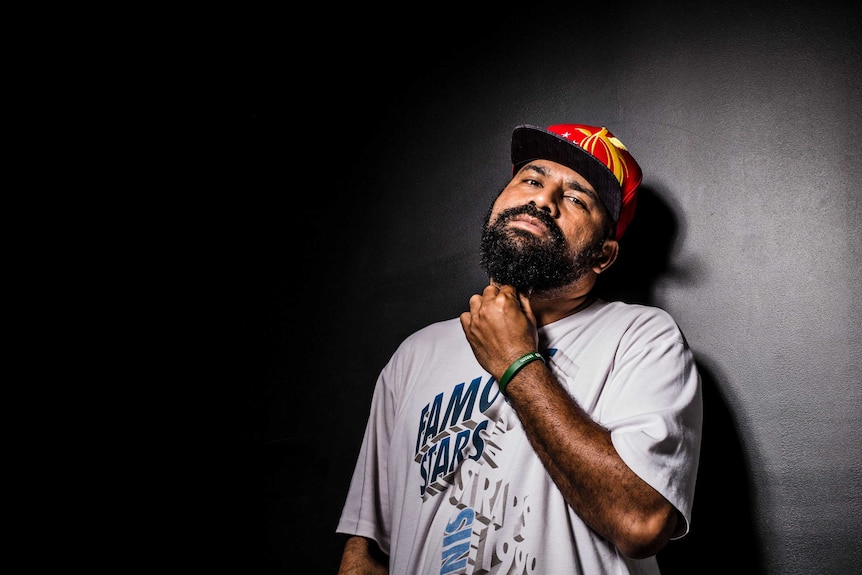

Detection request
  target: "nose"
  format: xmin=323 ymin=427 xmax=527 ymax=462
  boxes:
xmin=528 ymin=185 xmax=560 ymax=218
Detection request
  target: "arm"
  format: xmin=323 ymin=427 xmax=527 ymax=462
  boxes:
xmin=459 ymin=285 xmax=678 ymax=558
xmin=337 ymin=536 xmax=388 ymax=575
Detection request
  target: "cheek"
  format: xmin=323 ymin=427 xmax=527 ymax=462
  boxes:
xmin=555 ymin=219 xmax=581 ymax=240
xmin=561 ymin=211 xmax=606 ymax=238
xmin=488 ymin=198 xmax=516 ymax=224
xmin=557 ymin=222 xmax=594 ymax=252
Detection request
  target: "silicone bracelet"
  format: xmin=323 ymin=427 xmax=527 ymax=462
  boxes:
xmin=498 ymin=352 xmax=545 ymax=395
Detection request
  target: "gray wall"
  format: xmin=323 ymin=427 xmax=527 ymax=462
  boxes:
xmin=229 ymin=1 xmax=861 ymax=573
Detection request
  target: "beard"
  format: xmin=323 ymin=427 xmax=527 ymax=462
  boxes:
xmin=479 ymin=203 xmax=606 ymax=292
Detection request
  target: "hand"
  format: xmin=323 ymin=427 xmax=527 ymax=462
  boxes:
xmin=459 ymin=284 xmax=539 ymax=379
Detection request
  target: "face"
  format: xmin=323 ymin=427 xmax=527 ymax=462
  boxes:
xmin=479 ymin=159 xmax=616 ymax=292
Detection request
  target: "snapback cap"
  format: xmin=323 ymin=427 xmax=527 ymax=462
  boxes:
xmin=511 ymin=124 xmax=643 ymax=239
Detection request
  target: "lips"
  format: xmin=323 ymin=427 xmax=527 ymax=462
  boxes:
xmin=508 ymin=213 xmax=548 ymax=236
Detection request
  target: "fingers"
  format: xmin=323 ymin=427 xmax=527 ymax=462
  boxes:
xmin=466 ymin=284 xmax=523 ymax=319
xmin=462 ymin=284 xmax=538 ymax=371
xmin=459 ymin=311 xmax=471 ymax=332
xmin=482 ymin=284 xmax=501 ymax=298
xmin=485 ymin=284 xmax=520 ymax=303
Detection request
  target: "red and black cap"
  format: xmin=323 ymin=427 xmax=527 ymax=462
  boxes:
xmin=511 ymin=124 xmax=643 ymax=239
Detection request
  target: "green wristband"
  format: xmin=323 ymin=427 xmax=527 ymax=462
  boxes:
xmin=498 ymin=352 xmax=545 ymax=396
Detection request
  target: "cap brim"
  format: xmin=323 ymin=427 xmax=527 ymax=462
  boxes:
xmin=511 ymin=124 xmax=621 ymax=221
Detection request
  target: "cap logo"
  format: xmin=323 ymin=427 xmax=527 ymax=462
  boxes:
xmin=562 ymin=126 xmax=632 ymax=189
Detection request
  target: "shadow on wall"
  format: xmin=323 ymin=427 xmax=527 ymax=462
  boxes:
xmin=658 ymin=361 xmax=764 ymax=573
xmin=596 ymin=188 xmax=765 ymax=574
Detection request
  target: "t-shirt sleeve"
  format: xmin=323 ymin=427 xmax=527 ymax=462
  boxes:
xmin=605 ymin=308 xmax=703 ymax=539
xmin=335 ymin=357 xmax=398 ymax=554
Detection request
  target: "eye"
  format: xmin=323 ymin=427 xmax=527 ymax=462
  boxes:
xmin=564 ymin=194 xmax=586 ymax=207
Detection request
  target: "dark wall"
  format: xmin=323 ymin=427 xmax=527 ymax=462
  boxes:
xmin=220 ymin=1 xmax=861 ymax=573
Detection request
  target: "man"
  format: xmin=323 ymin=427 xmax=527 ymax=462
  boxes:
xmin=336 ymin=124 xmax=703 ymax=574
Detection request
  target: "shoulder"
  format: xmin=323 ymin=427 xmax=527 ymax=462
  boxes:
xmin=402 ymin=317 xmax=463 ymax=344
xmin=586 ymin=300 xmax=689 ymax=345
xmin=594 ymin=299 xmax=678 ymax=323
xmin=391 ymin=317 xmax=468 ymax=359
xmin=382 ymin=317 xmax=480 ymax=389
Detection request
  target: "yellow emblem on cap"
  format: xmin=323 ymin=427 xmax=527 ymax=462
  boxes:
xmin=573 ymin=127 xmax=631 ymax=188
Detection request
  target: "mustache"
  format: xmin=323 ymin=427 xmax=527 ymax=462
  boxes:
xmin=495 ymin=203 xmax=563 ymax=237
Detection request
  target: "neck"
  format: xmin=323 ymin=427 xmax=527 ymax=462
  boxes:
xmin=531 ymin=292 xmax=596 ymax=326
xmin=526 ymin=279 xmax=597 ymax=326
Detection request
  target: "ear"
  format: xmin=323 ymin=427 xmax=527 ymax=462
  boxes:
xmin=592 ymin=239 xmax=619 ymax=274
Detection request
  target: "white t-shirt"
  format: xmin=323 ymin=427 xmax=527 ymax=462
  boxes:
xmin=337 ymin=299 xmax=703 ymax=575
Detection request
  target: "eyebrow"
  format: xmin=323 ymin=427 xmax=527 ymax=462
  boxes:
xmin=521 ymin=163 xmax=600 ymax=204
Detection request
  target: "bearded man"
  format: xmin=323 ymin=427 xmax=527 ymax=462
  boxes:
xmin=336 ymin=124 xmax=703 ymax=575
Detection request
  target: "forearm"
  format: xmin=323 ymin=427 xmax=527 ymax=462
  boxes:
xmin=504 ymin=360 xmax=677 ymax=558
xmin=337 ymin=536 xmax=388 ymax=575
